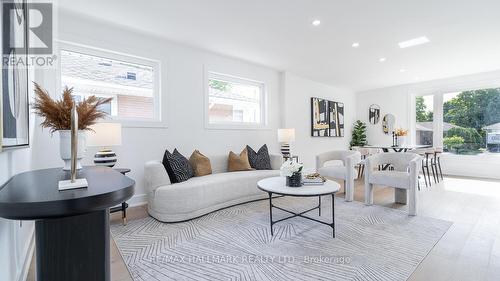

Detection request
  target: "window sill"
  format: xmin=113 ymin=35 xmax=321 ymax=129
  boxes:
xmin=205 ymin=123 xmax=271 ymax=131
xmin=99 ymin=119 xmax=167 ymax=129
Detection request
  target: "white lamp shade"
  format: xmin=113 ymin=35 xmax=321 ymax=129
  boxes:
xmin=86 ymin=123 xmax=122 ymax=147
xmin=278 ymin=128 xmax=295 ymax=143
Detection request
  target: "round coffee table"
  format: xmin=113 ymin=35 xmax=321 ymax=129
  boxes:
xmin=257 ymin=177 xmax=340 ymax=238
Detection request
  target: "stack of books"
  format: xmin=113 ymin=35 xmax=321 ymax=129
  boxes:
xmin=303 ymin=173 xmax=326 ymax=186
xmin=303 ymin=177 xmax=324 ymax=186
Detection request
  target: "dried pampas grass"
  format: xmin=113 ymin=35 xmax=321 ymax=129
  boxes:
xmin=32 ymin=82 xmax=112 ymax=133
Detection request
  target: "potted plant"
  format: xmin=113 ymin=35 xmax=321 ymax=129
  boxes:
xmin=350 ymin=120 xmax=367 ymax=148
xmin=280 ymin=160 xmax=304 ymax=187
xmin=32 ymin=83 xmax=112 ymax=170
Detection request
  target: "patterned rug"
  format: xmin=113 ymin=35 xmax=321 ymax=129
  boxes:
xmin=111 ymin=196 xmax=451 ymax=281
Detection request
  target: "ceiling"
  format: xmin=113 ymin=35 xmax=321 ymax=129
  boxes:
xmin=58 ymin=0 xmax=500 ymax=92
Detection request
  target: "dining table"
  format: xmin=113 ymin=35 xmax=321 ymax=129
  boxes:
xmin=363 ymin=144 xmax=433 ymax=170
xmin=363 ymin=144 xmax=432 ymax=153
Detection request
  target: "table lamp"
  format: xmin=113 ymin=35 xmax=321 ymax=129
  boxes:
xmin=87 ymin=123 xmax=122 ymax=167
xmin=278 ymin=128 xmax=295 ymax=157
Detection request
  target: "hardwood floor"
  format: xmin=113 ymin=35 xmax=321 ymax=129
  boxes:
xmin=27 ymin=176 xmax=500 ymax=281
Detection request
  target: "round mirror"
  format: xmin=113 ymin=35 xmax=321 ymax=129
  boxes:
xmin=382 ymin=114 xmax=395 ymax=134
xmin=369 ymin=104 xmax=380 ymax=124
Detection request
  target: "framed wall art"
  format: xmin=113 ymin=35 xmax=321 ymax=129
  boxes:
xmin=311 ymin=97 xmax=329 ymax=136
xmin=369 ymin=104 xmax=380 ymax=124
xmin=311 ymin=97 xmax=345 ymax=137
xmin=1 ymin=0 xmax=30 ymax=149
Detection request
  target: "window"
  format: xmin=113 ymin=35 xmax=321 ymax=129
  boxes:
xmin=206 ymin=72 xmax=265 ymax=128
xmin=415 ymin=95 xmax=434 ymax=145
xmin=413 ymin=87 xmax=500 ymax=155
xmin=59 ymin=43 xmax=162 ymax=126
xmin=442 ymin=88 xmax=500 ymax=155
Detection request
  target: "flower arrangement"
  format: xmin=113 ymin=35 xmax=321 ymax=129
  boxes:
xmin=280 ymin=160 xmax=303 ymax=177
xmin=32 ymin=82 xmax=112 ymax=133
xmin=394 ymin=128 xmax=408 ymax=137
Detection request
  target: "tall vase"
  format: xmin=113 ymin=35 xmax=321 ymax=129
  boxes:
xmin=59 ymin=130 xmax=86 ymax=170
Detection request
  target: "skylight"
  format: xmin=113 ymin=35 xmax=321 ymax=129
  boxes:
xmin=398 ymin=36 xmax=430 ymax=48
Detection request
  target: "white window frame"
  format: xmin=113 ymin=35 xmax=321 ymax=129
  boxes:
xmin=57 ymin=41 xmax=165 ymax=128
xmin=204 ymin=70 xmax=268 ymax=130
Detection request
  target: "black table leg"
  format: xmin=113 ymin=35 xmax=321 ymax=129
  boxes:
xmin=122 ymin=202 xmax=127 ymax=225
xmin=267 ymin=193 xmax=335 ymax=238
xmin=35 ymin=209 xmax=110 ymax=281
xmin=332 ymin=194 xmax=335 ymax=238
xmin=268 ymin=192 xmax=273 ymax=236
xmin=318 ymin=196 xmax=322 ymax=216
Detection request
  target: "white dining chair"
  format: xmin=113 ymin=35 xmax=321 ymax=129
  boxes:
xmin=364 ymin=152 xmax=422 ymax=215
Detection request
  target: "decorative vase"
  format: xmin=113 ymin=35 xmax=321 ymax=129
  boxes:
xmin=286 ymin=172 xmax=302 ymax=187
xmin=59 ymin=130 xmax=87 ymax=171
xmin=399 ymin=136 xmax=406 ymax=146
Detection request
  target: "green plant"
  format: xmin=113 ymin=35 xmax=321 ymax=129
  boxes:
xmin=446 ymin=127 xmax=483 ymax=150
xmin=350 ymin=120 xmax=367 ymax=148
xmin=444 ymin=136 xmax=465 ymax=153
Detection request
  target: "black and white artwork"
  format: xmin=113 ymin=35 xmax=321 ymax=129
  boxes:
xmin=1 ymin=0 xmax=30 ymax=149
xmin=311 ymin=97 xmax=329 ymax=136
xmin=311 ymin=97 xmax=345 ymax=137
xmin=369 ymin=104 xmax=380 ymax=124
xmin=329 ymin=101 xmax=344 ymax=137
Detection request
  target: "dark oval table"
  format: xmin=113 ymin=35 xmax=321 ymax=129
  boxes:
xmin=0 ymin=166 xmax=135 ymax=281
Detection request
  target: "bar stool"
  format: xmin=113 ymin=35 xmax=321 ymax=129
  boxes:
xmin=411 ymin=148 xmax=434 ymax=188
xmin=433 ymin=148 xmax=444 ymax=181
xmin=425 ymin=151 xmax=438 ymax=184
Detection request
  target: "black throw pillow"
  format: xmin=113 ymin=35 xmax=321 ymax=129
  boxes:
xmin=162 ymin=149 xmax=194 ymax=183
xmin=246 ymin=144 xmax=272 ymax=170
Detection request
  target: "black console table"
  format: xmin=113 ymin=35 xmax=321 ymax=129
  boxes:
xmin=111 ymin=168 xmax=131 ymax=225
xmin=0 ymin=166 xmax=135 ymax=281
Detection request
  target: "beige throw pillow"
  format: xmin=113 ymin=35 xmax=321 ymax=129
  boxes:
xmin=228 ymin=148 xmax=253 ymax=172
xmin=189 ymin=150 xmax=212 ymax=177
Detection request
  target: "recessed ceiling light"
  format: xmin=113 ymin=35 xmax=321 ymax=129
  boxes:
xmin=400 ymin=69 xmax=406 ymax=73
xmin=312 ymin=20 xmax=321 ymax=26
xmin=352 ymin=42 xmax=360 ymax=48
xmin=399 ymin=36 xmax=430 ymax=48
xmin=379 ymin=57 xmax=387 ymax=62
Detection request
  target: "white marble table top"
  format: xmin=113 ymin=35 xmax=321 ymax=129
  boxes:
xmin=257 ymin=177 xmax=340 ymax=196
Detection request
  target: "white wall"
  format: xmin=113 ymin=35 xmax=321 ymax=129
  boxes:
xmin=355 ymin=86 xmax=410 ymax=146
xmin=30 ymin=11 xmax=283 ymax=205
xmin=0 ymin=151 xmax=35 ymax=281
xmin=282 ymin=72 xmax=356 ymax=170
xmin=0 ymin=94 xmax=36 ymax=281
xmin=355 ymin=70 xmax=500 ymax=179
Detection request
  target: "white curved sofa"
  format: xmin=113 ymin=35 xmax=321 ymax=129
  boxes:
xmin=144 ymin=154 xmax=282 ymax=222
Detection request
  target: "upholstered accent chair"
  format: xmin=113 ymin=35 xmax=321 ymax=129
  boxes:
xmin=364 ymin=152 xmax=422 ymax=216
xmin=316 ymin=150 xmax=361 ymax=202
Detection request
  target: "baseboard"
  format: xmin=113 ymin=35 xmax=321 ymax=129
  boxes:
xmin=127 ymin=193 xmax=148 ymax=207
xmin=18 ymin=228 xmax=35 ymax=281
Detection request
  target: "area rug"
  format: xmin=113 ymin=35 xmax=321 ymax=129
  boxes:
xmin=111 ymin=196 xmax=451 ymax=281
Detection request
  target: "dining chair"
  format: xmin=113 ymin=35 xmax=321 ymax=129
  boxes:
xmin=364 ymin=152 xmax=421 ymax=216
xmin=351 ymin=147 xmax=370 ymax=179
